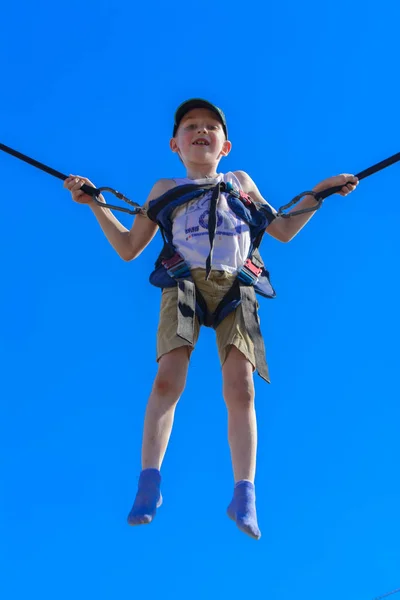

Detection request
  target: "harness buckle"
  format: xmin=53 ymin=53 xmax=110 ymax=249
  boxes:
xmin=162 ymin=253 xmax=183 ymax=269
xmin=222 ymin=182 xmax=252 ymax=206
xmin=243 ymin=259 xmax=262 ymax=277
xmin=237 ymin=258 xmax=263 ymax=286
xmin=162 ymin=252 xmax=191 ymax=279
xmin=239 ymin=190 xmax=252 ymax=206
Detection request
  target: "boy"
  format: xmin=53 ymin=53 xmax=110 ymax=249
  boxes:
xmin=64 ymin=99 xmax=358 ymax=540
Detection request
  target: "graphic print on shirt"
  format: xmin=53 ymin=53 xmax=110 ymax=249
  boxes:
xmin=181 ymin=192 xmax=245 ymax=240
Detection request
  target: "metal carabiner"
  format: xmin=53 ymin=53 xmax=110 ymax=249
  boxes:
xmin=81 ymin=185 xmax=144 ymax=215
xmin=277 ymin=190 xmax=323 ymax=218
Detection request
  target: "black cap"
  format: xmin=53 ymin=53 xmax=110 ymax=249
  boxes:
xmin=173 ymin=98 xmax=228 ymax=138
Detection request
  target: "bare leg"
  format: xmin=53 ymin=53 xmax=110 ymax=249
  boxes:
xmin=127 ymin=347 xmax=190 ymax=526
xmin=222 ymin=346 xmax=257 ymax=483
xmin=141 ymin=346 xmax=190 ymax=469
xmin=223 ymin=346 xmax=261 ymax=539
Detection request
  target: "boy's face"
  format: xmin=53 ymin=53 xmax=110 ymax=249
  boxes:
xmin=170 ymin=108 xmax=231 ymax=164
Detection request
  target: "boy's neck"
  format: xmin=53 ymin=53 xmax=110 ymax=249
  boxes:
xmin=184 ymin=162 xmax=220 ymax=181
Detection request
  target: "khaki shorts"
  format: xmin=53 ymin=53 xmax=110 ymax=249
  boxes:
xmin=156 ymin=268 xmax=257 ymax=369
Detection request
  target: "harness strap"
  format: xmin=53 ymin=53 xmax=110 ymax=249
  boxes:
xmin=176 ymin=278 xmax=212 ymax=342
xmin=177 ymin=279 xmax=196 ymax=344
xmin=239 ymin=285 xmax=270 ymax=383
xmin=205 ymin=184 xmax=221 ymax=279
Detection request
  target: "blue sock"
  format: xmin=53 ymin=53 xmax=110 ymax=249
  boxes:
xmin=127 ymin=468 xmax=163 ymax=526
xmin=227 ymin=480 xmax=261 ymax=540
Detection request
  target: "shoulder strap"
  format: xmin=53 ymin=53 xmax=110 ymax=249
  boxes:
xmin=146 ymin=183 xmax=215 ymax=225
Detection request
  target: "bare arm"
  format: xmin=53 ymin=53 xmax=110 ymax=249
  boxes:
xmin=236 ymin=170 xmax=318 ymax=242
xmin=86 ymin=178 xmax=176 ymax=260
xmin=126 ymin=178 xmax=176 ymax=260
xmin=235 ymin=170 xmax=358 ymax=243
xmin=234 ymin=171 xmax=287 ymax=242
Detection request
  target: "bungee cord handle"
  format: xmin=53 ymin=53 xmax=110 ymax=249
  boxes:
xmin=277 ymin=151 xmax=400 ymax=218
xmin=0 ymin=142 xmax=143 ymax=215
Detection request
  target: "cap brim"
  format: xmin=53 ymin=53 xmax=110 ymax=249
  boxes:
xmin=173 ymin=99 xmax=228 ymax=137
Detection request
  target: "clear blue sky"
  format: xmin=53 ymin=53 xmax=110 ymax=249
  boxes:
xmin=1 ymin=1 xmax=399 ymax=599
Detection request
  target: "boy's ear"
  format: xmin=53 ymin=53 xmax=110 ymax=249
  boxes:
xmin=170 ymin=137 xmax=184 ymax=163
xmin=170 ymin=137 xmax=179 ymax=153
xmin=220 ymin=140 xmax=232 ymax=158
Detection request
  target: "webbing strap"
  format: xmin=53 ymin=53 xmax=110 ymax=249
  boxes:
xmin=177 ymin=279 xmax=196 ymax=344
xmin=205 ymin=184 xmax=221 ymax=279
xmin=147 ymin=184 xmax=214 ymax=222
xmin=240 ymin=285 xmax=270 ymax=383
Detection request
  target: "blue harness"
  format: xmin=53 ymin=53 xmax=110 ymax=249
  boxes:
xmin=146 ymin=180 xmax=276 ymax=382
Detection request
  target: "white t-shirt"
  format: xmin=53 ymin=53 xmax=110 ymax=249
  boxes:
xmin=171 ymin=172 xmax=251 ymax=274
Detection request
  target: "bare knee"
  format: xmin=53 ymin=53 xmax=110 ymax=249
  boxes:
xmin=224 ymin=379 xmax=254 ymax=411
xmin=153 ymin=373 xmax=185 ymax=401
xmin=152 ymin=347 xmax=189 ymax=402
xmin=222 ymin=346 xmax=255 ymax=411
